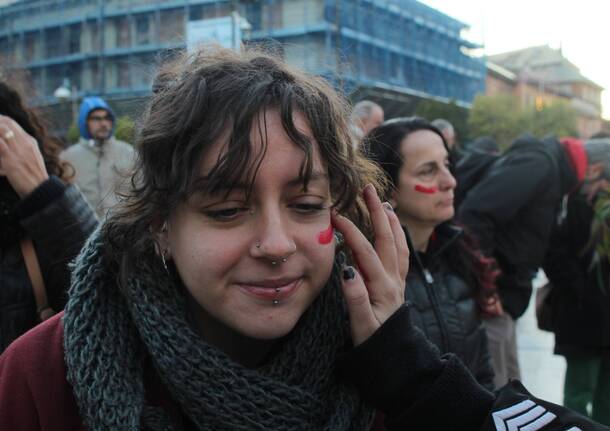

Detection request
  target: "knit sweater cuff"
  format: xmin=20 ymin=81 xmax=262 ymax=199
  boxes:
xmin=15 ymin=176 xmax=66 ymax=220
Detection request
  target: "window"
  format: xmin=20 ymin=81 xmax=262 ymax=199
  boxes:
xmin=135 ymin=14 xmax=150 ymax=45
xmin=69 ymin=24 xmax=81 ymax=54
xmin=45 ymin=28 xmax=62 ymax=57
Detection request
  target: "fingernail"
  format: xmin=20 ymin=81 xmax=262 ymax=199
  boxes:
xmin=335 ymin=251 xmax=346 ymax=266
xmin=382 ymin=202 xmax=394 ymax=212
xmin=363 ymin=183 xmax=375 ymax=196
xmin=342 ymin=266 xmax=356 ymax=280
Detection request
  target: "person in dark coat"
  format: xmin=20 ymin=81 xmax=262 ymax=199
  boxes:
xmin=0 ymin=81 xmax=98 ymax=352
xmin=543 ymin=143 xmax=610 ymax=425
xmin=363 ymin=117 xmax=499 ymax=389
xmin=1 ymin=47 xmax=608 ymax=431
xmin=458 ymin=134 xmax=610 ymax=388
xmin=453 ymin=136 xmax=500 ymax=210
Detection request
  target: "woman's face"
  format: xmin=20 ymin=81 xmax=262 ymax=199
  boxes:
xmin=165 ymin=109 xmax=335 ymax=341
xmin=392 ymin=129 xmax=456 ymax=228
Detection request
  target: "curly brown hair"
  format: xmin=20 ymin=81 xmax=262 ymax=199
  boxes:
xmin=103 ymin=45 xmax=386 ymax=279
xmin=0 ymin=81 xmax=72 ymax=181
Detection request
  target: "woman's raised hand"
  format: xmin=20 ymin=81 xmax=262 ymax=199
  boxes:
xmin=332 ymin=184 xmax=410 ymax=346
xmin=0 ymin=115 xmax=49 ymax=198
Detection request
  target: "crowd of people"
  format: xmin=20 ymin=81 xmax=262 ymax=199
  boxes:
xmin=0 ymin=45 xmax=609 ymax=430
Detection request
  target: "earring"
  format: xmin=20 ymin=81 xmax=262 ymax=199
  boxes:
xmin=161 ymin=249 xmax=169 ymax=274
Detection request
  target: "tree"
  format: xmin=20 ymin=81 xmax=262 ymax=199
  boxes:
xmin=468 ymin=95 xmax=579 ymax=150
xmin=467 ymin=95 xmax=522 ymax=150
xmin=114 ymin=115 xmax=135 ymax=144
xmin=415 ymin=99 xmax=470 ymax=143
xmin=67 ymin=123 xmax=80 ymax=144
xmin=521 ymin=100 xmax=578 ymax=139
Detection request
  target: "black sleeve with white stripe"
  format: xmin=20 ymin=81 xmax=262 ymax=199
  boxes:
xmin=337 ymin=304 xmax=495 ymax=430
xmin=484 ymin=380 xmax=609 ymax=431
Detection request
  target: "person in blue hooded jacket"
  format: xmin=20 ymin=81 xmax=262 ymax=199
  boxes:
xmin=61 ymin=96 xmax=135 ymax=218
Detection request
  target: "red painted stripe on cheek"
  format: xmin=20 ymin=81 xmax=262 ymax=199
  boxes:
xmin=414 ymin=184 xmax=438 ymax=194
xmin=317 ymin=224 xmax=334 ymax=245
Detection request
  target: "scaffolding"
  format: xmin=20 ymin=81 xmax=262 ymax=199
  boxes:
xmin=0 ymin=0 xmax=485 ymax=110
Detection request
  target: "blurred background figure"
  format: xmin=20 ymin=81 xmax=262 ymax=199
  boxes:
xmin=458 ymin=134 xmax=610 ymax=388
xmin=364 ymin=117 xmax=499 ymax=389
xmin=543 ymin=138 xmax=610 ymax=425
xmin=350 ymin=100 xmax=384 ymax=145
xmin=431 ymin=118 xmax=456 ymax=150
xmin=454 ymin=137 xmax=501 ymax=210
xmin=61 ymin=96 xmax=135 ymax=218
xmin=0 ymin=81 xmax=97 ymax=353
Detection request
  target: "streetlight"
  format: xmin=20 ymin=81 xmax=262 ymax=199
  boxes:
xmin=53 ymin=78 xmax=78 ymax=124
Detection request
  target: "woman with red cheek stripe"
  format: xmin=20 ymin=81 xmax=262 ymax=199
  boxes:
xmin=1 ymin=48 xmax=607 ymax=431
xmin=363 ymin=117 xmax=501 ymax=390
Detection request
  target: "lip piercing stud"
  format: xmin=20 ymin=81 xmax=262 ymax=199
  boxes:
xmin=281 ymin=258 xmax=287 ymax=263
xmin=272 ymin=300 xmax=279 ymax=305
xmin=271 ymin=260 xmax=278 ymax=265
xmin=275 ymin=287 xmax=280 ymax=293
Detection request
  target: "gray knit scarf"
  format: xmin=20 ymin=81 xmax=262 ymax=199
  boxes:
xmin=63 ymin=228 xmax=374 ymax=430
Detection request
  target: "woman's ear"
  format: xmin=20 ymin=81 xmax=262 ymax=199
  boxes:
xmin=152 ymin=219 xmax=171 ymax=259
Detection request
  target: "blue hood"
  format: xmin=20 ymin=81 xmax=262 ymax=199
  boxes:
xmin=78 ymin=97 xmax=116 ymax=139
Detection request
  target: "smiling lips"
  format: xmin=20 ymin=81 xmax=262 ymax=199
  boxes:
xmin=238 ymin=278 xmax=302 ymax=301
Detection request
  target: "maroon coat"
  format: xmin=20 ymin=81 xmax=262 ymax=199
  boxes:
xmin=0 ymin=312 xmax=194 ymax=430
xmin=0 ymin=313 xmax=85 ymax=430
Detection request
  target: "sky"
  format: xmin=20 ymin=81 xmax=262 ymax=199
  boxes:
xmin=418 ymin=0 xmax=610 ymax=119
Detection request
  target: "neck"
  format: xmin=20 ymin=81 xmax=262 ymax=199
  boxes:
xmin=187 ymin=298 xmax=277 ymax=368
xmin=400 ymin=216 xmax=434 ymax=252
xmin=93 ymin=137 xmax=108 ymax=146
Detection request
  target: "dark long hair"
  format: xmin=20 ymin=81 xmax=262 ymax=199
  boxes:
xmin=103 ymin=45 xmax=386 ymax=280
xmin=363 ymin=117 xmax=498 ymax=310
xmin=0 ymin=81 xmax=71 ymax=181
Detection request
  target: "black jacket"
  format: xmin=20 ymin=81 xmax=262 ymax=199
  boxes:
xmin=458 ymin=136 xmax=578 ymax=319
xmin=339 ymin=304 xmax=610 ymax=430
xmin=543 ymin=189 xmax=610 ymax=357
xmin=405 ymin=224 xmax=495 ymax=389
xmin=453 ymin=149 xmax=499 ymax=211
xmin=0 ymin=177 xmax=97 ymax=351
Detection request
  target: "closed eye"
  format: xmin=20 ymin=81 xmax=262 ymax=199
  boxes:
xmin=290 ymin=203 xmax=327 ymax=214
xmin=204 ymin=207 xmax=248 ymax=221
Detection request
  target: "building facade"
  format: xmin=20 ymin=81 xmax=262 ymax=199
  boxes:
xmin=0 ymin=0 xmax=485 ymax=123
xmin=486 ymin=45 xmax=604 ymax=138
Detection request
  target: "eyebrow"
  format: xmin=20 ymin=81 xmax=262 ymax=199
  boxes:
xmin=192 ymin=170 xmax=329 ymax=196
xmin=286 ymin=171 xmax=328 ymax=188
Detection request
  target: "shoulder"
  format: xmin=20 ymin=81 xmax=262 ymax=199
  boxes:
xmin=0 ymin=313 xmax=82 ymax=430
xmin=61 ymin=142 xmax=89 ymax=161
xmin=111 ymin=139 xmax=135 ymax=153
xmin=0 ymin=312 xmax=66 ymax=379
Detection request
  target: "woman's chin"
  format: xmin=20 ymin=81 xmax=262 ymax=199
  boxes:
xmin=235 ymin=312 xmax=301 ymax=341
